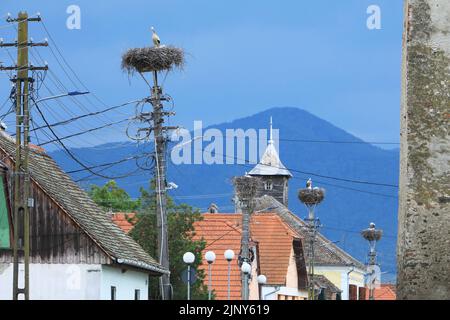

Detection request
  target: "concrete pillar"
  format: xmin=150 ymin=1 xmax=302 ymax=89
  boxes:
xmin=397 ymin=0 xmax=450 ymax=299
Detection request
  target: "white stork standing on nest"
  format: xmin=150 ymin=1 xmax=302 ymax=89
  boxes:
xmin=306 ymin=178 xmax=312 ymax=190
xmin=151 ymin=26 xmax=161 ymax=48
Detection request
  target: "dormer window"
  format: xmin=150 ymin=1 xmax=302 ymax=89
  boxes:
xmin=264 ymin=181 xmax=273 ymax=191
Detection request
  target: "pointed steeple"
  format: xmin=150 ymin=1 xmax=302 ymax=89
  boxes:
xmin=248 ymin=118 xmax=292 ymax=177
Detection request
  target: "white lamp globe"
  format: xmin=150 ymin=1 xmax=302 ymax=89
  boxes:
xmin=183 ymin=252 xmax=195 ymax=265
xmin=257 ymin=274 xmax=267 ymax=285
xmin=205 ymin=251 xmax=216 ymax=264
xmin=241 ymin=262 xmax=251 ymax=274
xmin=224 ymin=249 xmax=235 ymax=261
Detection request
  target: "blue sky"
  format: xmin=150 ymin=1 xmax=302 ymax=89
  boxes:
xmin=0 ymin=0 xmax=404 ymax=148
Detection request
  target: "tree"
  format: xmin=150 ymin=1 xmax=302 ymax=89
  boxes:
xmin=89 ymin=180 xmax=210 ymax=300
xmin=88 ymin=180 xmax=139 ymax=212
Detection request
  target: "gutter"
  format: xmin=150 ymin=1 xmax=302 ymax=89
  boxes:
xmin=116 ymin=258 xmax=170 ymax=275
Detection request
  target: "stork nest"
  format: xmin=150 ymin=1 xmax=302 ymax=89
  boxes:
xmin=361 ymin=229 xmax=383 ymax=241
xmin=298 ymin=188 xmax=325 ymax=205
xmin=121 ymin=46 xmax=185 ymax=74
xmin=233 ymin=176 xmax=260 ymax=201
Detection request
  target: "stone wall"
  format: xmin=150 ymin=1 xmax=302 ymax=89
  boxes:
xmin=397 ymin=0 xmax=450 ymax=299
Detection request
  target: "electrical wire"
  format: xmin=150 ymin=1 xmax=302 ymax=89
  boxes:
xmin=32 ymin=98 xmax=139 ymax=180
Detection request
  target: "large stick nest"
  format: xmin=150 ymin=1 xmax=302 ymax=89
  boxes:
xmin=361 ymin=229 xmax=383 ymax=241
xmin=233 ymin=176 xmax=260 ymax=201
xmin=298 ymin=188 xmax=325 ymax=205
xmin=121 ymin=46 xmax=185 ymax=74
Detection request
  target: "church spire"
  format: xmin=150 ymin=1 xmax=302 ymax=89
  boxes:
xmin=247 ymin=117 xmax=292 ymax=177
xmin=269 ymin=116 xmax=273 ymax=144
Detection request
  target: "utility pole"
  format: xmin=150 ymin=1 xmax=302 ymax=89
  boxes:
xmin=0 ymin=11 xmax=48 ymax=300
xmin=361 ymin=222 xmax=382 ymax=300
xmin=233 ymin=175 xmax=259 ymax=300
xmin=122 ymin=35 xmax=183 ymax=300
xmin=150 ymin=71 xmax=176 ymax=300
xmin=298 ymin=179 xmax=325 ymax=300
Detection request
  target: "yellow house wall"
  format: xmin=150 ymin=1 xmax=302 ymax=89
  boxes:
xmin=315 ymin=270 xmax=342 ymax=289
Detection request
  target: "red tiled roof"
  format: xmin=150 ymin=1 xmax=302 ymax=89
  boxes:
xmin=194 ymin=212 xmax=303 ymax=300
xmin=193 ymin=216 xmax=242 ymax=300
xmin=367 ymin=284 xmax=397 ymax=300
xmin=111 ymin=212 xmax=137 ymax=233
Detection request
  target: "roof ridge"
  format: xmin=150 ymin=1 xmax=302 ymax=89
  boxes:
xmin=255 ymin=195 xmax=365 ymax=270
xmin=0 ymin=133 xmax=166 ymax=274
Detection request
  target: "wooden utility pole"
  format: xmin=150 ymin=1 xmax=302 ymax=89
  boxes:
xmin=0 ymin=11 xmax=47 ymax=300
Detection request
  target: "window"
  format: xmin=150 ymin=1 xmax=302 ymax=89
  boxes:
xmin=111 ymin=286 xmax=117 ymax=300
xmin=264 ymin=181 xmax=273 ymax=191
xmin=134 ymin=289 xmax=140 ymax=300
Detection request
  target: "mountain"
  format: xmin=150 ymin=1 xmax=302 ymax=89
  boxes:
xmin=49 ymin=107 xmax=399 ymax=281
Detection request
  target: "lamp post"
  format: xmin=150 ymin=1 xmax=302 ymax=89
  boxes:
xmin=257 ymin=274 xmax=267 ymax=300
xmin=183 ymin=252 xmax=195 ymax=300
xmin=32 ymin=91 xmax=90 ymax=104
xmin=298 ymin=178 xmax=325 ymax=300
xmin=361 ymin=222 xmax=383 ymax=300
xmin=205 ymin=251 xmax=216 ymax=300
xmin=241 ymin=262 xmax=251 ymax=300
xmin=224 ymin=249 xmax=235 ymax=300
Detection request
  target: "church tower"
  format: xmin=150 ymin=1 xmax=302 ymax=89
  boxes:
xmin=247 ymin=117 xmax=292 ymax=206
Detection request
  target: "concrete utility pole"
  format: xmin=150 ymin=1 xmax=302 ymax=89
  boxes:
xmin=298 ymin=179 xmax=325 ymax=300
xmin=361 ymin=223 xmax=382 ymax=300
xmin=233 ymin=176 xmax=259 ymax=300
xmin=122 ymin=35 xmax=183 ymax=300
xmin=398 ymin=0 xmax=450 ymax=299
xmin=150 ymin=71 xmax=176 ymax=300
xmin=0 ymin=11 xmax=48 ymax=300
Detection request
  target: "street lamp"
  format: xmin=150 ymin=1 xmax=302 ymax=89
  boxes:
xmin=32 ymin=91 xmax=90 ymax=104
xmin=241 ymin=262 xmax=251 ymax=300
xmin=224 ymin=249 xmax=235 ymax=300
xmin=361 ymin=222 xmax=383 ymax=300
xmin=183 ymin=251 xmax=195 ymax=300
xmin=205 ymin=251 xmax=216 ymax=300
xmin=257 ymin=274 xmax=267 ymax=300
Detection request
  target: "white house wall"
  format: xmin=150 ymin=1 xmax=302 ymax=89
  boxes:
xmin=100 ymin=265 xmax=149 ymax=300
xmin=0 ymin=263 xmax=102 ymax=300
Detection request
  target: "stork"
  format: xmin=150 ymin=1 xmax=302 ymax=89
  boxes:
xmin=151 ymin=26 xmax=161 ymax=48
xmin=306 ymin=178 xmax=312 ymax=189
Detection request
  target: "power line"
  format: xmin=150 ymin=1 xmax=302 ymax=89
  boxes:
xmin=28 ymin=98 xmax=142 ymax=133
xmin=194 ymin=147 xmax=398 ymax=188
xmin=32 ymin=98 xmax=138 ymax=180
xmin=37 ymin=118 xmax=129 ymax=146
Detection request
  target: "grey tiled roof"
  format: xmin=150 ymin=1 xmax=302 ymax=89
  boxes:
xmin=0 ymin=132 xmax=167 ymax=275
xmin=254 ymin=195 xmax=366 ymax=270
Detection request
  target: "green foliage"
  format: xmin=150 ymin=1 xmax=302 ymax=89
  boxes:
xmin=88 ymin=180 xmax=139 ymax=212
xmin=130 ymin=187 xmax=210 ymax=300
xmin=88 ymin=180 xmax=210 ymax=300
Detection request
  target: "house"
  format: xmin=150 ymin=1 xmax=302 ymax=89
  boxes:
xmin=0 ymin=131 xmax=167 ymax=300
xmin=192 ymin=212 xmax=310 ymax=300
xmin=233 ymin=119 xmax=367 ymax=300
xmin=254 ymin=196 xmax=367 ymax=300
